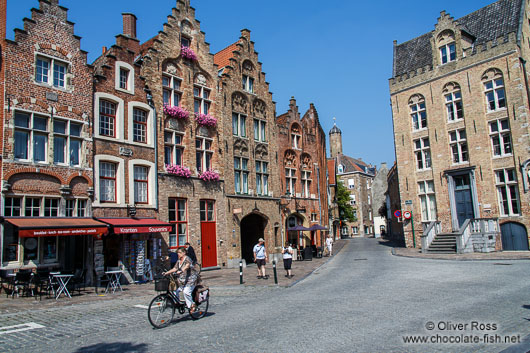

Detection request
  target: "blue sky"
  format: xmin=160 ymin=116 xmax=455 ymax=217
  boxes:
xmin=6 ymin=0 xmax=496 ymax=167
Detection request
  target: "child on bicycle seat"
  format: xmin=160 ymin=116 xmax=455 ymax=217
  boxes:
xmin=162 ymin=247 xmax=199 ymax=312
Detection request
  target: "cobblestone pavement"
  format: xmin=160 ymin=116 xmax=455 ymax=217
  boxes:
xmin=1 ymin=238 xmax=529 ymax=352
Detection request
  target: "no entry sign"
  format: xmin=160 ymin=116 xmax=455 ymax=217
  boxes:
xmin=394 ymin=210 xmax=401 ymax=218
xmin=403 ymin=211 xmax=412 ymax=220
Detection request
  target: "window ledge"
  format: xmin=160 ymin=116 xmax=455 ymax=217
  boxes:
xmin=492 ymin=154 xmax=513 ymax=159
xmin=412 ymin=128 xmax=428 ymax=133
xmin=447 ymin=119 xmax=464 ymax=124
xmin=486 ymin=108 xmax=507 ymax=114
xmin=33 ymin=81 xmax=70 ymax=92
xmin=115 ymin=87 xmax=134 ymax=95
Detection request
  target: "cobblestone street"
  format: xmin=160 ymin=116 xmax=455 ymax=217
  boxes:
xmin=1 ymin=238 xmax=530 ymax=352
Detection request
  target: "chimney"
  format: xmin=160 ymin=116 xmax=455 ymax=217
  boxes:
xmin=0 ymin=0 xmax=6 ymax=40
xmin=240 ymin=28 xmax=251 ymax=40
xmin=102 ymin=46 xmax=107 ymax=55
xmin=122 ymin=13 xmax=137 ymax=39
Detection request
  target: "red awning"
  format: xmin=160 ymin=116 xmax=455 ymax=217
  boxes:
xmin=97 ymin=218 xmax=173 ymax=234
xmin=3 ymin=218 xmax=109 ymax=238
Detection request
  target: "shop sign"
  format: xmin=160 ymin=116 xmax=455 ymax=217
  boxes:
xmin=114 ymin=225 xmax=173 ymax=234
xmin=19 ymin=227 xmax=107 ymax=238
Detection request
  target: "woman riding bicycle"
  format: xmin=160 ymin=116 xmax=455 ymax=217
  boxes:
xmin=162 ymin=247 xmax=198 ymax=313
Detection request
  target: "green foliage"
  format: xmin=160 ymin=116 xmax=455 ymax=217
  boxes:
xmin=336 ymin=179 xmax=357 ymax=222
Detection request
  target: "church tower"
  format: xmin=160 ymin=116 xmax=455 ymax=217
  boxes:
xmin=329 ymin=118 xmax=342 ymax=158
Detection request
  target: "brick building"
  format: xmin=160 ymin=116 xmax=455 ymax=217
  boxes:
xmin=214 ymin=29 xmax=282 ymax=265
xmin=0 ymin=0 xmax=100 ymax=271
xmin=91 ymin=14 xmax=171 ymax=281
xmin=277 ymin=98 xmax=329 ymax=251
xmin=329 ymin=122 xmax=375 ymax=237
xmin=390 ymin=0 xmax=530 ymax=252
xmin=140 ymin=0 xmax=227 ymax=269
xmin=385 ymin=162 xmax=404 ymax=243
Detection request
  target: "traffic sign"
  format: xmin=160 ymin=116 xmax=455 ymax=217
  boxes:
xmin=394 ymin=210 xmax=401 ymax=218
xmin=403 ymin=211 xmax=412 ymax=220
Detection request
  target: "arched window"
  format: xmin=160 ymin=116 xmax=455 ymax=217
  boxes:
xmin=442 ymin=82 xmax=463 ymax=122
xmin=409 ymin=94 xmax=427 ymax=130
xmin=291 ymin=123 xmax=302 ymax=149
xmin=482 ymin=69 xmax=506 ymax=112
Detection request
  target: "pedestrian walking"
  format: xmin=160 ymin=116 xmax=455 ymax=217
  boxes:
xmin=253 ymin=238 xmax=268 ymax=279
xmin=282 ymin=241 xmax=294 ymax=278
xmin=326 ymin=234 xmax=333 ymax=256
xmin=185 ymin=242 xmax=197 ymax=265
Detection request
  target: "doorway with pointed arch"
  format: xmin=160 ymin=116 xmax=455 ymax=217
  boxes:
xmin=240 ymin=213 xmax=268 ymax=264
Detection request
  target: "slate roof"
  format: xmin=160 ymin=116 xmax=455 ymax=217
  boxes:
xmin=393 ymin=0 xmax=524 ymax=77
xmin=337 ymin=155 xmax=375 ymax=176
xmin=330 ymin=123 xmax=342 ymax=134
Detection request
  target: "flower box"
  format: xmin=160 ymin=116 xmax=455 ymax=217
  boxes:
xmin=163 ymin=105 xmax=189 ymax=120
xmin=194 ymin=113 xmax=217 ymax=128
xmin=199 ymin=170 xmax=220 ymax=182
xmin=166 ymin=164 xmax=191 ymax=178
xmin=181 ymin=46 xmax=198 ymax=61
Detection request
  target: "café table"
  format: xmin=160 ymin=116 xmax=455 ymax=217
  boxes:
xmin=105 ymin=270 xmax=123 ymax=294
xmin=52 ymin=273 xmax=74 ymax=300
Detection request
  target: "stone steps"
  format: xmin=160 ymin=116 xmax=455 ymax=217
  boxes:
xmin=426 ymin=233 xmax=457 ymax=253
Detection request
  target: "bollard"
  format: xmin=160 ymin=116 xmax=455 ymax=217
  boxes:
xmin=273 ymin=260 xmax=278 ymax=284
xmin=239 ymin=260 xmax=243 ymax=284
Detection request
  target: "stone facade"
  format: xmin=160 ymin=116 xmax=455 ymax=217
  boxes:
xmin=214 ymin=29 xmax=282 ymax=266
xmin=390 ymin=0 xmax=530 ymax=250
xmin=0 ymin=0 xmax=94 ymax=269
xmin=277 ymin=98 xmax=329 ymax=250
xmin=385 ymin=163 xmax=404 ymax=242
xmin=371 ymin=162 xmax=389 ymax=237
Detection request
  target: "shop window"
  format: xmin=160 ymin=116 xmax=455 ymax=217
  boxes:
xmin=3 ymin=226 xmax=18 ymax=262
xmin=169 ymin=198 xmax=187 ymax=248
xmin=42 ymin=236 xmax=58 ymax=264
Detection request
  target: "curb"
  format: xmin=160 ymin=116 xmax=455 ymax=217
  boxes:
xmin=391 ymin=248 xmax=530 ymax=261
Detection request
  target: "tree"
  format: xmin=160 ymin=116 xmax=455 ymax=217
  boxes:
xmin=378 ymin=202 xmax=388 ymax=220
xmin=336 ymin=180 xmax=357 ymax=222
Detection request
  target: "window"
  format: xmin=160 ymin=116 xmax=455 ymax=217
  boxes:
xmin=162 ymin=74 xmax=182 ymax=107
xmin=44 ymin=198 xmax=59 ymax=217
xmin=489 ymin=119 xmax=512 ymax=157
xmin=53 ymin=119 xmax=82 ymax=166
xmin=232 ymin=113 xmax=246 ymax=137
xmin=301 ymin=170 xmax=311 ymax=198
xmin=484 ymin=77 xmax=506 ymax=111
xmin=133 ymin=108 xmax=147 ymax=143
xmin=349 ymin=195 xmax=356 ymax=205
xmin=495 ymin=169 xmax=520 ymax=216
xmin=194 ymin=85 xmax=211 ymax=114
xmin=414 ymin=137 xmax=431 ymax=170
xmin=367 ymin=180 xmax=371 ymax=189
xmin=119 ymin=68 xmax=129 ymax=90
xmin=200 ymin=200 xmax=215 ymax=222
xmin=338 ymin=165 xmax=344 ymax=173
xmin=99 ymin=162 xmax=117 ymax=202
xmin=445 ymin=91 xmax=463 ymax=121
xmin=352 ymin=226 xmax=358 ymax=235
xmin=410 ymin=99 xmax=427 ymax=130
xmin=353 ymin=209 xmax=357 ymax=218
xmin=134 ymin=166 xmax=149 ymax=204
xmin=35 ymin=55 xmax=67 ymax=88
xmin=164 ymin=131 xmax=184 ymax=166
xmin=169 ymin=199 xmax=187 ymax=248
xmin=440 ymin=43 xmax=456 ymax=64
xmin=291 ymin=133 xmax=301 ymax=149
xmin=242 ymin=75 xmax=254 ymax=93
xmin=348 ymin=179 xmax=354 ymax=189
xmin=449 ymin=129 xmax=468 ymax=163
xmin=311 ymin=213 xmax=317 ymax=222
xmin=286 ymin=168 xmax=297 ymax=195
xmin=254 ymin=119 xmax=266 ymax=142
xmin=4 ymin=197 xmax=22 ymax=216
xmin=99 ymin=100 xmax=116 ymax=137
xmin=368 ymin=195 xmax=371 ymax=205
xmin=196 ymin=137 xmax=213 ymax=172
xmin=369 ymin=211 xmax=372 ymax=220
xmin=256 ymin=161 xmax=269 ymax=196
xmin=14 ymin=111 xmax=49 ymax=163
xmin=181 ymin=37 xmax=190 ymax=48
xmin=234 ymin=157 xmax=249 ymax=194
xmin=418 ymin=180 xmax=437 ymax=221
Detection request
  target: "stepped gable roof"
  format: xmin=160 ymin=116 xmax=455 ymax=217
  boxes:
xmin=393 ymin=0 xmax=524 ymax=77
xmin=214 ymin=41 xmax=240 ymax=69
xmin=330 ymin=123 xmax=341 ymax=134
xmin=338 ymin=155 xmax=375 ymax=175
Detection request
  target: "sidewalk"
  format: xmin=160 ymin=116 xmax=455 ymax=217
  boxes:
xmin=388 ymin=239 xmax=530 ymax=261
xmin=0 ymin=239 xmax=346 ymax=312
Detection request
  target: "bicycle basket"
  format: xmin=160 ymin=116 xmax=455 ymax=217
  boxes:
xmin=154 ymin=278 xmax=169 ymax=291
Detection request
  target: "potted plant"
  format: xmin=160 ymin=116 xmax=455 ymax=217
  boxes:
xmin=194 ymin=113 xmax=217 ymax=128
xmin=198 ymin=170 xmax=220 ymax=182
xmin=163 ymin=105 xmax=190 ymax=120
xmin=166 ymin=164 xmax=191 ymax=178
xmin=181 ymin=46 xmax=198 ymax=61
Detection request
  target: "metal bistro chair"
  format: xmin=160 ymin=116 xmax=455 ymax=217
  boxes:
xmin=93 ymin=270 xmax=110 ymax=294
xmin=34 ymin=271 xmax=54 ymax=300
xmin=69 ymin=269 xmax=87 ymax=295
xmin=0 ymin=269 xmax=14 ymax=296
xmin=12 ymin=271 xmax=33 ymax=298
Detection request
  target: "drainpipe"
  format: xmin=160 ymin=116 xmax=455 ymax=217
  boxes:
xmin=146 ymin=90 xmax=159 ymax=211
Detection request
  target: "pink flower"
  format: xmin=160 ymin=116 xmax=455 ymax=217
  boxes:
xmin=181 ymin=46 xmax=198 ymax=61
xmin=194 ymin=113 xmax=217 ymax=127
xmin=166 ymin=164 xmax=191 ymax=178
xmin=163 ymin=105 xmax=190 ymax=120
xmin=199 ymin=170 xmax=220 ymax=182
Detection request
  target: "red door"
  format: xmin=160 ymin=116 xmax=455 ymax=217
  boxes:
xmin=200 ymin=200 xmax=217 ymax=268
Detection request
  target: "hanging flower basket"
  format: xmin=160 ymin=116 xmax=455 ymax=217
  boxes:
xmin=181 ymin=46 xmax=198 ymax=61
xmin=166 ymin=164 xmax=191 ymax=178
xmin=163 ymin=105 xmax=190 ymax=120
xmin=199 ymin=170 xmax=220 ymax=182
xmin=194 ymin=113 xmax=217 ymax=128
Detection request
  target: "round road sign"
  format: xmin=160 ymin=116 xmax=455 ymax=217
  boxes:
xmin=403 ymin=211 xmax=412 ymax=220
xmin=393 ymin=210 xmax=401 ymax=218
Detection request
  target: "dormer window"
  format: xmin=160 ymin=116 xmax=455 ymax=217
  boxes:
xmin=440 ymin=43 xmax=456 ymax=64
xmin=338 ymin=165 xmax=344 ymax=173
xmin=115 ymin=61 xmax=134 ymax=94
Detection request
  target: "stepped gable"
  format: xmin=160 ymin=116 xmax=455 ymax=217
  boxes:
xmin=393 ymin=0 xmax=524 ymax=77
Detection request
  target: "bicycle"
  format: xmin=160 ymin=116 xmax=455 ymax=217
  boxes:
xmin=147 ymin=273 xmax=209 ymax=329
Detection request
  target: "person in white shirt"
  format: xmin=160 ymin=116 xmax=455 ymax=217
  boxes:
xmin=253 ymin=238 xmax=268 ymax=279
xmin=326 ymin=234 xmax=333 ymax=256
xmin=282 ymin=242 xmax=294 ymax=278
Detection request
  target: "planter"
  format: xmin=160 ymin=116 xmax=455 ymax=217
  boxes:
xmin=163 ymin=105 xmax=190 ymax=120
xmin=166 ymin=165 xmax=191 ymax=178
xmin=194 ymin=113 xmax=217 ymax=128
xmin=181 ymin=46 xmax=197 ymax=61
xmin=198 ymin=170 xmax=219 ymax=182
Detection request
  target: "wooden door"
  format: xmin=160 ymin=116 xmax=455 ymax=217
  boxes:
xmin=200 ymin=200 xmax=217 ymax=268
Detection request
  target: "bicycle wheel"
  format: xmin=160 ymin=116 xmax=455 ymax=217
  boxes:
xmin=189 ymin=295 xmax=209 ymax=320
xmin=148 ymin=294 xmax=175 ymax=328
